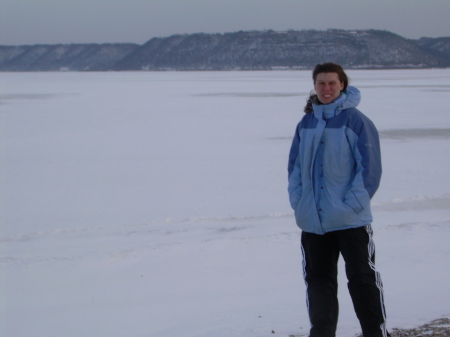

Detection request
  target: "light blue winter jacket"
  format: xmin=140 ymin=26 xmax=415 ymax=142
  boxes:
xmin=287 ymin=86 xmax=381 ymax=234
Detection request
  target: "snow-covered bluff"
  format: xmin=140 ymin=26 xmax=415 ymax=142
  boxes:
xmin=0 ymin=43 xmax=139 ymax=71
xmin=1 ymin=29 xmax=449 ymax=71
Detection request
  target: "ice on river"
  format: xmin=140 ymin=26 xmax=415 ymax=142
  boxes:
xmin=1 ymin=69 xmax=450 ymax=337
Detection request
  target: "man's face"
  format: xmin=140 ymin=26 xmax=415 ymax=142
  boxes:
xmin=314 ymin=72 xmax=345 ymax=104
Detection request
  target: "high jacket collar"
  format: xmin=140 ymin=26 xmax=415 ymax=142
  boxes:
xmin=312 ymin=86 xmax=361 ymax=120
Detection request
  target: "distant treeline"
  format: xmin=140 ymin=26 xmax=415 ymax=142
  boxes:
xmin=1 ymin=29 xmax=449 ymax=71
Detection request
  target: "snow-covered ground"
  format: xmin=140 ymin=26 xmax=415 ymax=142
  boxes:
xmin=1 ymin=69 xmax=449 ymax=337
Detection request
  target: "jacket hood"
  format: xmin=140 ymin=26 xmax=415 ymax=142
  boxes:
xmin=313 ymin=86 xmax=361 ymax=120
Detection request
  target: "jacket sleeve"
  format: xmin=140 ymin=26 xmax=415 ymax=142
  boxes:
xmin=347 ymin=112 xmax=382 ymax=199
xmin=287 ymin=123 xmax=303 ymax=209
xmin=288 ymin=124 xmax=300 ymax=179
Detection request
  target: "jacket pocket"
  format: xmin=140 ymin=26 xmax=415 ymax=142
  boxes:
xmin=294 ymin=194 xmax=317 ymax=233
xmin=289 ymin=189 xmax=302 ymax=210
xmin=343 ymin=190 xmax=364 ymax=214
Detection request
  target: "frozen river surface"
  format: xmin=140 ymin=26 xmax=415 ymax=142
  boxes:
xmin=1 ymin=69 xmax=450 ymax=337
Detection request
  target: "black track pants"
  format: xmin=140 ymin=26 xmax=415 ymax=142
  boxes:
xmin=301 ymin=226 xmax=387 ymax=337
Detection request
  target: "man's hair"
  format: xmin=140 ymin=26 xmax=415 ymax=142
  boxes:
xmin=312 ymin=63 xmax=349 ymax=91
xmin=304 ymin=62 xmax=350 ymax=113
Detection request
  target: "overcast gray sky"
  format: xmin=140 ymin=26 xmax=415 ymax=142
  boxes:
xmin=1 ymin=0 xmax=449 ymax=45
